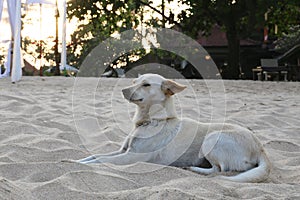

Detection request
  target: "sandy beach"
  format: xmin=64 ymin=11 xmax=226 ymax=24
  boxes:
xmin=0 ymin=76 xmax=299 ymax=199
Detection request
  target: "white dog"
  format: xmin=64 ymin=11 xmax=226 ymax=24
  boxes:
xmin=78 ymin=74 xmax=271 ymax=182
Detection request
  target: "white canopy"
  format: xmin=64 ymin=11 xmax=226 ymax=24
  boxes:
xmin=0 ymin=0 xmax=23 ymax=80
xmin=0 ymin=0 xmax=3 ymax=76
xmin=0 ymin=0 xmax=3 ymax=23
xmin=61 ymin=0 xmax=67 ymax=72
xmin=0 ymin=0 xmax=67 ymax=82
xmin=11 ymin=0 xmax=22 ymax=82
xmin=0 ymin=0 xmax=18 ymax=78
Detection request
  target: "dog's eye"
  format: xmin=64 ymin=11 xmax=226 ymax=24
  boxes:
xmin=142 ymin=83 xmax=151 ymax=87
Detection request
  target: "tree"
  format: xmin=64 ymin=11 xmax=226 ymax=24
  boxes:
xmin=67 ymin=0 xmax=299 ymax=79
xmin=67 ymin=0 xmax=186 ymax=69
xmin=265 ymin=0 xmax=300 ymax=38
xmin=267 ymin=0 xmax=300 ymax=52
xmin=175 ymin=1 xmax=265 ymax=79
xmin=67 ymin=0 xmax=142 ymax=68
xmin=275 ymin=25 xmax=300 ymax=52
xmin=0 ymin=46 xmax=5 ymax=72
xmin=23 ymin=36 xmax=57 ymax=72
xmin=176 ymin=0 xmax=300 ymax=79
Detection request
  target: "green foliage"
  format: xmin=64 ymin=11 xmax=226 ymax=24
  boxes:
xmin=43 ymin=70 xmax=54 ymax=76
xmin=275 ymin=25 xmax=300 ymax=52
xmin=67 ymin=0 xmax=142 ymax=68
xmin=176 ymin=0 xmax=299 ymax=79
xmin=269 ymin=1 xmax=300 ymax=51
xmin=178 ymin=0 xmax=268 ymax=38
xmin=177 ymin=0 xmax=260 ymax=78
xmin=0 ymin=45 xmax=8 ymax=73
xmin=0 ymin=46 xmax=5 ymax=68
xmin=66 ymin=0 xmax=300 ymax=79
xmin=266 ymin=0 xmax=300 ymax=37
xmin=23 ymin=36 xmax=57 ymax=67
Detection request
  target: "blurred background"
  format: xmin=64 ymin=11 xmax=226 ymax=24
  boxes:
xmin=0 ymin=0 xmax=299 ymax=80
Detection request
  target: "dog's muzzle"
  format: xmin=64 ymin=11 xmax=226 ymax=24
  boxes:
xmin=122 ymin=87 xmax=143 ymax=102
xmin=122 ymin=88 xmax=132 ymax=101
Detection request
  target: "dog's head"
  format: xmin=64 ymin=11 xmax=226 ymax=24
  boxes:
xmin=122 ymin=74 xmax=186 ymax=106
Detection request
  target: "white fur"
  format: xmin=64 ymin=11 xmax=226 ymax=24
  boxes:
xmin=78 ymin=74 xmax=271 ymax=182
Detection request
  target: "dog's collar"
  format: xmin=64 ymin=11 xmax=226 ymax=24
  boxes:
xmin=135 ymin=117 xmax=176 ymax=127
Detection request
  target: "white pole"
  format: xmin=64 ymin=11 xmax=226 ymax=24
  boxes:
xmin=39 ymin=3 xmax=43 ymax=75
xmin=0 ymin=0 xmax=3 ymax=76
xmin=11 ymin=0 xmax=22 ymax=83
xmin=61 ymin=0 xmax=67 ymax=75
xmin=0 ymin=0 xmax=2 ymax=76
xmin=0 ymin=0 xmax=3 ymax=23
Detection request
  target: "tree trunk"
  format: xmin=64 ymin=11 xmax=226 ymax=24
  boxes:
xmin=223 ymin=26 xmax=240 ymax=79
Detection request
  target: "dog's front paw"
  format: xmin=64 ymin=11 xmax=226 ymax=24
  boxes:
xmin=60 ymin=159 xmax=78 ymax=163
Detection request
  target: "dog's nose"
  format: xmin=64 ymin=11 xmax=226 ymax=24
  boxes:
xmin=122 ymin=88 xmax=132 ymax=100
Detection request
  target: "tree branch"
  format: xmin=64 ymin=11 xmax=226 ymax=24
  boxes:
xmin=137 ymin=0 xmax=183 ymax=29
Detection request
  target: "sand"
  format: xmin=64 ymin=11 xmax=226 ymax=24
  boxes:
xmin=0 ymin=76 xmax=299 ymax=200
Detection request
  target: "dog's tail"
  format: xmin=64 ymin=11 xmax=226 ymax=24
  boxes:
xmin=220 ymin=151 xmax=271 ymax=183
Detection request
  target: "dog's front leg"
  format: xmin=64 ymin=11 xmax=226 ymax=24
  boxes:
xmin=82 ymin=151 xmax=153 ymax=165
xmin=78 ymin=136 xmax=131 ymax=164
xmin=78 ymin=150 xmax=125 ymax=163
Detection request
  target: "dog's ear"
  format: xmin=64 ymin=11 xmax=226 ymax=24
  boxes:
xmin=161 ymin=80 xmax=187 ymax=96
